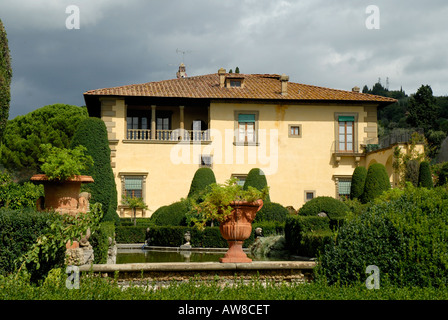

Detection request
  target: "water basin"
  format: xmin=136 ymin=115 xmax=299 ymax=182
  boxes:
xmin=116 ymin=246 xmax=303 ymax=264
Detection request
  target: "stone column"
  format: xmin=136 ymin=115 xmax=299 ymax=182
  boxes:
xmin=151 ymin=105 xmax=156 ymax=140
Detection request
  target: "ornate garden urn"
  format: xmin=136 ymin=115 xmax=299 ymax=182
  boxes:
xmin=219 ymin=199 xmax=263 ymax=263
xmin=31 ymin=174 xmax=94 ymax=215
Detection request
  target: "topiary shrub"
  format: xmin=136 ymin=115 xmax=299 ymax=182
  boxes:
xmin=243 ymin=168 xmax=271 ymax=202
xmin=350 ymin=166 xmax=367 ymax=200
xmin=405 ymin=159 xmax=420 ymax=187
xmin=318 ymin=185 xmax=448 ymax=288
xmin=298 ymin=196 xmax=349 ymax=222
xmin=187 ymin=168 xmax=216 ymax=199
xmin=149 ymin=199 xmax=190 ymax=226
xmin=361 ymin=163 xmax=391 ymax=204
xmin=418 ymin=161 xmax=433 ymax=188
xmin=254 ymin=202 xmax=289 ymax=223
xmin=70 ymin=117 xmax=119 ymax=224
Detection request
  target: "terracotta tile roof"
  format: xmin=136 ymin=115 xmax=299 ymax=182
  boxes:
xmin=84 ymin=73 xmax=396 ymax=104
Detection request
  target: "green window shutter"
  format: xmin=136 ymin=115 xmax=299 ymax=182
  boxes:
xmin=338 ymin=116 xmax=355 ymax=122
xmin=238 ymin=114 xmax=255 ymax=122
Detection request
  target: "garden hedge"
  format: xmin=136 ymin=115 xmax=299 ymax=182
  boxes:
xmin=284 ymin=215 xmax=333 ymax=257
xmin=0 ymin=208 xmax=65 ymax=282
xmin=318 ymin=186 xmax=448 ymax=288
xmin=116 ymin=221 xmax=285 ymax=248
xmin=149 ymin=199 xmax=190 ymax=226
xmin=254 ymin=202 xmax=289 ymax=223
xmin=297 ymin=196 xmax=349 ymax=223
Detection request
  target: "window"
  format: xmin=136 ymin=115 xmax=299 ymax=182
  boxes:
xmin=237 ymin=113 xmax=256 ymax=143
xmin=231 ymin=174 xmax=247 ymax=187
xmin=200 ymin=155 xmax=213 ymax=168
xmin=338 ymin=116 xmax=354 ymax=152
xmin=288 ymin=124 xmax=302 ymax=138
xmin=304 ymin=191 xmax=315 ymax=202
xmin=127 ymin=109 xmax=150 ymax=139
xmin=230 ymin=80 xmax=242 ymax=87
xmin=124 ymin=176 xmax=143 ymax=198
xmin=338 ymin=178 xmax=352 ymax=199
xmin=157 ymin=115 xmax=170 ymax=140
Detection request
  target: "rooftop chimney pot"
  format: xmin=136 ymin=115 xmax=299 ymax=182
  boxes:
xmin=280 ymin=74 xmax=289 ymax=95
xmin=218 ymin=68 xmax=226 ymax=88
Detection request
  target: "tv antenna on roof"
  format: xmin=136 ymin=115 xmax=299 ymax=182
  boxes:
xmin=176 ymin=48 xmax=192 ymax=63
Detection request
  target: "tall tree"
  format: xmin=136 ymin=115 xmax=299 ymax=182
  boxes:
xmin=0 ymin=104 xmax=88 ymax=178
xmin=70 ymin=117 xmax=119 ymax=224
xmin=407 ymin=85 xmax=439 ymax=133
xmin=0 ymin=19 xmax=12 ymax=143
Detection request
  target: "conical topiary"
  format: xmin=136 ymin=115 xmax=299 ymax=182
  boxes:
xmin=187 ymin=167 xmax=216 ymax=199
xmin=350 ymin=166 xmax=367 ymax=200
xmin=361 ymin=163 xmax=391 ymax=204
xmin=243 ymin=168 xmax=270 ymax=202
xmin=418 ymin=161 xmax=433 ymax=188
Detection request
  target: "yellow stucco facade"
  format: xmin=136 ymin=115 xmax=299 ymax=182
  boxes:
xmin=84 ymin=70 xmax=409 ymax=218
xmin=97 ymin=97 xmax=391 ymax=217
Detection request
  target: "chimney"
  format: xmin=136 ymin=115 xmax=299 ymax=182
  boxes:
xmin=176 ymin=63 xmax=187 ymax=78
xmin=280 ymin=74 xmax=289 ymax=95
xmin=352 ymin=86 xmax=360 ymax=93
xmin=218 ymin=68 xmax=226 ymax=88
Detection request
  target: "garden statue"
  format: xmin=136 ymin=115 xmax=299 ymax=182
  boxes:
xmin=180 ymin=231 xmax=192 ymax=250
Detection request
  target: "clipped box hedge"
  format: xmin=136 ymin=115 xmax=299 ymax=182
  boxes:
xmin=284 ymin=215 xmax=334 ymax=257
xmin=116 ymin=221 xmax=285 ymax=248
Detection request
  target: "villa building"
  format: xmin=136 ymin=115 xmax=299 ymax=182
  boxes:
xmin=84 ymin=65 xmax=401 ymax=217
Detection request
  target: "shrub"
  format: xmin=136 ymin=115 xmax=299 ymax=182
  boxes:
xmin=149 ymin=199 xmax=190 ymax=226
xmin=284 ymin=215 xmax=332 ymax=257
xmin=418 ymin=161 xmax=433 ymax=188
xmin=0 ymin=171 xmax=43 ymax=209
xmin=435 ymin=162 xmax=448 ymax=186
xmin=187 ymin=168 xmax=216 ymax=199
xmin=70 ymin=117 xmax=118 ymax=224
xmin=350 ymin=166 xmax=367 ymax=200
xmin=243 ymin=168 xmax=271 ymax=202
xmin=254 ymin=202 xmax=289 ymax=223
xmin=0 ymin=208 xmax=65 ymax=282
xmin=115 ymin=226 xmax=147 ymax=243
xmin=297 ymin=196 xmax=349 ymax=222
xmin=361 ymin=163 xmax=390 ymax=204
xmin=318 ymin=185 xmax=448 ymax=288
xmin=90 ymin=221 xmax=115 ymax=264
xmin=405 ymin=159 xmax=420 ymax=187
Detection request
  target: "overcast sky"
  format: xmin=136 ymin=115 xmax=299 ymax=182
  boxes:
xmin=1 ymin=0 xmax=448 ymax=119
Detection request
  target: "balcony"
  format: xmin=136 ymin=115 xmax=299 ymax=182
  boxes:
xmin=126 ymin=129 xmax=210 ymax=143
xmin=331 ymin=140 xmax=364 ymax=166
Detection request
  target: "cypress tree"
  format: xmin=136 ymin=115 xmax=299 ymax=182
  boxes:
xmin=362 ymin=163 xmax=390 ymax=204
xmin=350 ymin=166 xmax=367 ymax=200
xmin=0 ymin=19 xmax=12 ymax=142
xmin=243 ymin=168 xmax=270 ymax=202
xmin=187 ymin=167 xmax=216 ymax=199
xmin=70 ymin=117 xmax=119 ymax=223
xmin=418 ymin=161 xmax=433 ymax=188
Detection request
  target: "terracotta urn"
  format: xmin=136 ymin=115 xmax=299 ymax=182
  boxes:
xmin=219 ymin=199 xmax=263 ymax=263
xmin=30 ymin=174 xmax=94 ymax=215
